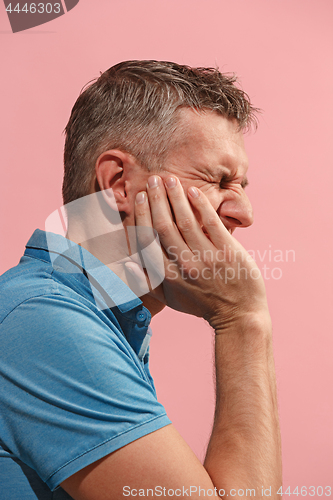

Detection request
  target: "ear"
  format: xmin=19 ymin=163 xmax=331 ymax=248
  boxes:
xmin=95 ymin=150 xmax=133 ymax=213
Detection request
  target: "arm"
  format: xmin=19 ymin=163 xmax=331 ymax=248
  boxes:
xmin=205 ymin=315 xmax=282 ymax=497
xmin=61 ymin=175 xmax=281 ymax=499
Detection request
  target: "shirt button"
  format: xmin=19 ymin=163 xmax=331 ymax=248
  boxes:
xmin=136 ymin=310 xmax=147 ymax=322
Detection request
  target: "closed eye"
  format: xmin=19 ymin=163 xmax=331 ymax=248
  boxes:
xmin=219 ymin=176 xmax=230 ymax=189
xmin=219 ymin=176 xmax=249 ymax=189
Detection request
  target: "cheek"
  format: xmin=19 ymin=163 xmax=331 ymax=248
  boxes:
xmin=180 ymin=180 xmax=222 ymax=211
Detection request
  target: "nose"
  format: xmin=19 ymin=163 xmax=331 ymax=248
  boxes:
xmin=217 ymin=190 xmax=254 ymax=231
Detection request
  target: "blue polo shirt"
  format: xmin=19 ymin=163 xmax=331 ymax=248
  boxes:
xmin=0 ymin=229 xmax=171 ymax=499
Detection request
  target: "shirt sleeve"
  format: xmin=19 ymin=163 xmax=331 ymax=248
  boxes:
xmin=0 ymin=293 xmax=171 ymax=491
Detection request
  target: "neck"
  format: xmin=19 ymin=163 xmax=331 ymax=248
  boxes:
xmin=65 ymin=198 xmax=165 ymax=319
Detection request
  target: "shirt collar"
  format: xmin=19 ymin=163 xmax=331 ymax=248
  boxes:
xmin=25 ymin=229 xmax=145 ymax=315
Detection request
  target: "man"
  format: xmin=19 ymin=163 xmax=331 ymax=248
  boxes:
xmin=0 ymin=61 xmax=282 ymax=499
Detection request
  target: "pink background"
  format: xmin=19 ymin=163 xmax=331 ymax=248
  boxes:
xmin=1 ymin=0 xmax=332 ymax=490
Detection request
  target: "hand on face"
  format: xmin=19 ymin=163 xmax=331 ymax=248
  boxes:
xmin=132 ymin=174 xmax=268 ymax=331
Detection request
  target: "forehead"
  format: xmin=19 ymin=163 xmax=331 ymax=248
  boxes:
xmin=173 ymin=108 xmax=248 ymax=172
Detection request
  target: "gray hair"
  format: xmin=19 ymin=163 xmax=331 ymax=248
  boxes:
xmin=62 ymin=60 xmax=259 ymax=205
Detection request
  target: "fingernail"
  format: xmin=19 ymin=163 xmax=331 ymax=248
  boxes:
xmin=136 ymin=192 xmax=147 ymax=204
xmin=165 ymin=176 xmax=177 ymax=188
xmin=147 ymin=176 xmax=159 ymax=188
xmin=188 ymin=186 xmax=199 ymax=198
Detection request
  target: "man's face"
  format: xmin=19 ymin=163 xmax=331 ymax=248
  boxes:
xmin=89 ymin=109 xmax=254 ymax=315
xmin=160 ymin=109 xmax=253 ymax=233
xmin=126 ymin=109 xmax=253 ymax=234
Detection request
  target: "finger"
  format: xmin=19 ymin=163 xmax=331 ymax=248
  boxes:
xmin=125 ymin=261 xmax=151 ymax=296
xmin=134 ymin=191 xmax=158 ymax=256
xmin=134 ymin=190 xmax=167 ymax=293
xmin=134 ymin=191 xmax=153 ymax=234
xmin=146 ymin=176 xmax=190 ymax=258
xmin=163 ymin=176 xmax=214 ymax=252
xmin=187 ymin=186 xmax=232 ymax=248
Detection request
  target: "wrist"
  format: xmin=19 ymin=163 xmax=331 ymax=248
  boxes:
xmin=213 ymin=309 xmax=272 ymax=337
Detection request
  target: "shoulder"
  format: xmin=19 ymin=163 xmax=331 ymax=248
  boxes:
xmin=0 ymin=255 xmax=60 ymax=323
xmin=0 ymin=255 xmax=114 ymax=334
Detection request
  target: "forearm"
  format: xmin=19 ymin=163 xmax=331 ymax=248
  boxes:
xmin=204 ymin=312 xmax=282 ymax=499
xmin=134 ymin=175 xmax=282 ymax=497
